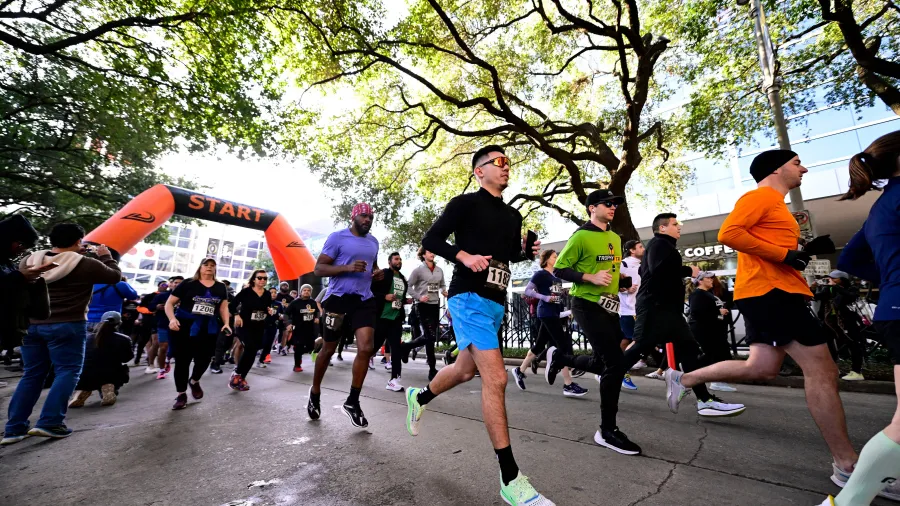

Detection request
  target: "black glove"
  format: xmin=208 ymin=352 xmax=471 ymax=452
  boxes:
xmin=783 ymin=250 xmax=812 ymax=271
xmin=803 ymin=235 xmax=836 ymax=256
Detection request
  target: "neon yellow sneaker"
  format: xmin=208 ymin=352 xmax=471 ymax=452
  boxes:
xmin=405 ymin=387 xmax=426 ymax=436
xmin=500 ymin=473 xmax=555 ymax=506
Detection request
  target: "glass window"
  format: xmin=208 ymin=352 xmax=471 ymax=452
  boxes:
xmin=135 ymin=274 xmax=150 ymax=284
xmin=180 ymin=228 xmax=192 ymax=238
xmin=166 ymin=225 xmax=178 ymax=235
xmin=230 ymin=270 xmax=243 ymax=278
xmin=807 ymin=159 xmax=851 ymax=174
xmin=123 ymin=272 xmax=135 ymax=280
xmin=139 ymin=259 xmax=155 ymax=270
xmin=856 ymin=119 xmax=900 ymax=148
xmin=159 ymin=250 xmax=173 ymax=261
xmin=154 ymin=276 xmax=168 ymax=286
xmin=696 ymin=178 xmax=735 ymax=195
xmin=232 ymin=260 xmax=244 ymax=270
xmin=168 ymin=235 xmax=178 ymax=247
xmin=789 ymin=106 xmax=854 ymax=139
xmin=121 ymin=259 xmax=136 ymax=269
xmin=217 ymin=268 xmax=228 ymax=278
xmin=791 ymin=130 xmax=862 ymax=166
xmin=686 ymin=157 xmax=731 ymax=185
xmin=235 ymin=248 xmax=246 ymax=257
xmin=248 ymin=241 xmax=261 ymax=249
xmin=177 ymin=238 xmax=190 ymax=249
xmin=854 ymin=103 xmax=894 ymax=125
xmin=175 ymin=252 xmax=190 ymax=262
xmin=174 ymin=262 xmax=188 ymax=274
xmin=156 ymin=261 xmax=171 ymax=272
xmin=244 ymin=249 xmax=258 ymax=259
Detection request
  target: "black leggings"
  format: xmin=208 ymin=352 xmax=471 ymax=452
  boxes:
xmin=690 ymin=323 xmax=732 ymax=365
xmin=375 ymin=317 xmax=407 ymax=379
xmin=291 ymin=326 xmax=316 ymax=368
xmin=236 ymin=327 xmax=264 ymax=378
xmin=171 ymin=321 xmax=216 ymax=393
xmin=415 ymin=303 xmax=439 ymax=372
xmin=260 ymin=326 xmax=278 ymax=363
xmin=531 ymin=317 xmax=572 ymax=356
xmin=553 ymin=298 xmax=626 ymax=431
xmin=624 ymin=306 xmax=712 ymax=401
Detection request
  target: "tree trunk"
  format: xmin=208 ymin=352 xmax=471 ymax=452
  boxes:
xmin=607 ymin=168 xmax=640 ymax=242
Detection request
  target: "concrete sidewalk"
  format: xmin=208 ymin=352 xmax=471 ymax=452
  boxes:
xmin=0 ymin=351 xmax=895 ymax=505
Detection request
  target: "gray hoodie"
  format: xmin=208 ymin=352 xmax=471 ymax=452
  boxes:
xmin=407 ymin=262 xmax=446 ymax=305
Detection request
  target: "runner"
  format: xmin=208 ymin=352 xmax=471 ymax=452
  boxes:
xmin=149 ymin=276 xmax=183 ymax=380
xmin=373 ymin=252 xmax=417 ymax=391
xmin=164 ymin=258 xmax=231 ymax=410
xmin=664 ymin=150 xmax=861 ymax=488
xmin=284 ymin=284 xmax=319 ymax=372
xmin=260 ymin=282 xmax=293 ymax=364
xmin=228 ymin=269 xmax=272 ymax=391
xmin=618 ymin=240 xmax=643 ymax=390
xmin=826 ymin=131 xmax=900 ymax=505
xmin=688 ymin=272 xmax=737 ymax=392
xmin=406 ymin=247 xmax=448 ymax=380
xmin=307 ymin=203 xmax=383 ymax=428
xmin=512 ymin=249 xmax=587 ymax=397
xmin=404 ymin=145 xmax=552 ymax=505
xmin=617 ymin=213 xmax=745 ymax=418
xmin=541 ymin=189 xmax=641 ymax=455
xmin=136 ymin=281 xmax=166 ymax=373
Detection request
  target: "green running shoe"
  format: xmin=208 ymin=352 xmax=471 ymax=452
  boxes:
xmin=500 ymin=473 xmax=555 ymax=506
xmin=405 ymin=387 xmax=426 ymax=436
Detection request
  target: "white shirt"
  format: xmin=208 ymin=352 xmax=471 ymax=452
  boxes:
xmin=619 ymin=257 xmax=641 ymax=316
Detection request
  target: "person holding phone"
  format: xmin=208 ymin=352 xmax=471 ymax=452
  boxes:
xmin=228 ymin=269 xmax=273 ymax=391
xmin=164 ymin=258 xmax=230 ymax=410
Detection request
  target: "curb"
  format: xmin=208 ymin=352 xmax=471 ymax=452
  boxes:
xmin=502 ymin=358 xmax=896 ymax=395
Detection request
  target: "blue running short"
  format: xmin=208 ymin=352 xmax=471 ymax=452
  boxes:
xmin=447 ymin=292 xmax=504 ymax=351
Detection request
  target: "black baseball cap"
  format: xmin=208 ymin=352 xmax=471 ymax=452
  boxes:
xmin=585 ymin=189 xmax=625 ymax=208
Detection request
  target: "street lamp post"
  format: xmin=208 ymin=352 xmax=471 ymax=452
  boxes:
xmin=739 ymin=0 xmax=806 ymax=213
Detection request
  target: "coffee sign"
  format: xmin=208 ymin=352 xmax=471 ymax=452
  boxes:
xmin=680 ymin=243 xmax=736 ymax=261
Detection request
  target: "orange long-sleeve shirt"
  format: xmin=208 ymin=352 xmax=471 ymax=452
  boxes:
xmin=718 ymin=186 xmax=812 ymax=300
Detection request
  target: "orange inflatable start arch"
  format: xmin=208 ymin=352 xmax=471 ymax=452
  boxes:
xmin=84 ymin=185 xmax=316 ymax=280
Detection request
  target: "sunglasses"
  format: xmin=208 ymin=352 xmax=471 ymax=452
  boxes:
xmin=255 ymin=276 xmax=268 ymax=281
xmin=598 ymin=201 xmax=619 ymax=208
xmin=480 ymin=156 xmax=510 ymax=168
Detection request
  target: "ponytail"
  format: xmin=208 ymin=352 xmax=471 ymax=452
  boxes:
xmin=840 ymin=130 xmax=900 ymax=200
xmin=94 ymin=321 xmax=115 ymax=349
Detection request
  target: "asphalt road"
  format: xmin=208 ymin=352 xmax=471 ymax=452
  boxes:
xmin=0 ymin=351 xmax=895 ymax=506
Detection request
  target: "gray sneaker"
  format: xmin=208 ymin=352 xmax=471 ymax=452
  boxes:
xmin=665 ymin=369 xmax=691 ymax=413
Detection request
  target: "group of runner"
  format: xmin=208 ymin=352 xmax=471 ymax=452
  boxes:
xmin=5 ymin=129 xmax=898 ymax=505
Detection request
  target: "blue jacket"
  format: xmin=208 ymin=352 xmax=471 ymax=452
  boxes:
xmin=87 ymin=281 xmax=139 ymax=323
xmin=838 ymin=176 xmax=900 ymax=321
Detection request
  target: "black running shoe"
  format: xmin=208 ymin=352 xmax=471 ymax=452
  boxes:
xmin=544 ymin=347 xmax=562 ymax=385
xmin=306 ymin=387 xmax=320 ymax=420
xmin=512 ymin=367 xmax=526 ymax=390
xmin=570 ymin=369 xmax=586 ymax=378
xmin=530 ymin=359 xmax=539 ymax=376
xmin=209 ymin=366 xmax=223 ymax=374
xmin=411 ymin=347 xmax=418 ymax=361
xmin=342 ymin=402 xmax=368 ymax=428
xmin=594 ymin=427 xmax=642 ymax=455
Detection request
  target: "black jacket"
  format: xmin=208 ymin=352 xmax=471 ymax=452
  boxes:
xmin=636 ymin=234 xmax=694 ymax=312
xmin=371 ymin=268 xmax=409 ymax=319
xmin=0 ymin=257 xmax=49 ymax=350
xmin=77 ymin=332 xmax=134 ymax=390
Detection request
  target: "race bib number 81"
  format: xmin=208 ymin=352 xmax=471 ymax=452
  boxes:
xmin=484 ymin=260 xmax=511 ymax=291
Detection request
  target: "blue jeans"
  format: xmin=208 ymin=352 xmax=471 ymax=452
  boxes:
xmin=5 ymin=322 xmax=87 ymax=435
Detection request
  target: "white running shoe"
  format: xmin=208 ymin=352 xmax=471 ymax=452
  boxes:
xmin=645 ymin=370 xmax=663 ymax=380
xmin=709 ymin=382 xmax=737 ymax=392
xmin=697 ymin=396 xmax=746 ymax=417
xmin=386 ymin=378 xmax=404 ymax=392
xmin=144 ymin=367 xmax=158 ymax=374
xmin=665 ymin=369 xmax=691 ymax=413
xmin=841 ymin=371 xmax=865 ymax=381
xmin=631 ymin=360 xmax=647 ymax=370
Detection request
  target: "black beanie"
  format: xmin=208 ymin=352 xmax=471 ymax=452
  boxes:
xmin=0 ymin=214 xmax=39 ymax=245
xmin=749 ymin=149 xmax=798 ymax=183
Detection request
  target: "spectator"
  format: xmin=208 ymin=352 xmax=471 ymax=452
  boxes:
xmin=689 ymin=272 xmax=737 ymax=392
xmin=815 ymin=270 xmax=866 ymax=381
xmin=68 ymin=311 xmax=134 ymax=408
xmin=86 ymin=276 xmax=139 ymax=334
xmin=0 ymin=215 xmax=51 ymax=368
xmin=1 ymin=223 xmax=121 ymax=445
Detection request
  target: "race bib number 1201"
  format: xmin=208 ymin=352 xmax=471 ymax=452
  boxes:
xmin=484 ymin=260 xmax=511 ymax=291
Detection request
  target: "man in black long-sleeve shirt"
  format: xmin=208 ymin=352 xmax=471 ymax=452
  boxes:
xmin=403 ymin=145 xmax=552 ymax=506
xmin=622 ymin=213 xmax=746 ymax=417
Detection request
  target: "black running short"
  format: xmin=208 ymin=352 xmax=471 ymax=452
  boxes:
xmin=321 ymin=294 xmax=376 ymax=343
xmin=874 ymin=320 xmax=900 ymax=365
xmin=737 ymin=289 xmax=828 ymax=347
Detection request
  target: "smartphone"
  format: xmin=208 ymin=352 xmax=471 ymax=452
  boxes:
xmin=524 ymin=230 xmax=538 ymax=261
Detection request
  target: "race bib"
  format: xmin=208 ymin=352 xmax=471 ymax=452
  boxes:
xmin=250 ymin=310 xmax=266 ymax=321
xmin=191 ymin=302 xmax=215 ymax=316
xmin=427 ymin=282 xmax=439 ymax=294
xmin=392 ymin=299 xmax=403 ymax=310
xmin=597 ymin=295 xmax=620 ymax=314
xmin=324 ymin=312 xmax=344 ymax=331
xmin=484 ymin=260 xmax=511 ymax=291
xmin=303 ymin=314 xmax=314 ymax=322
